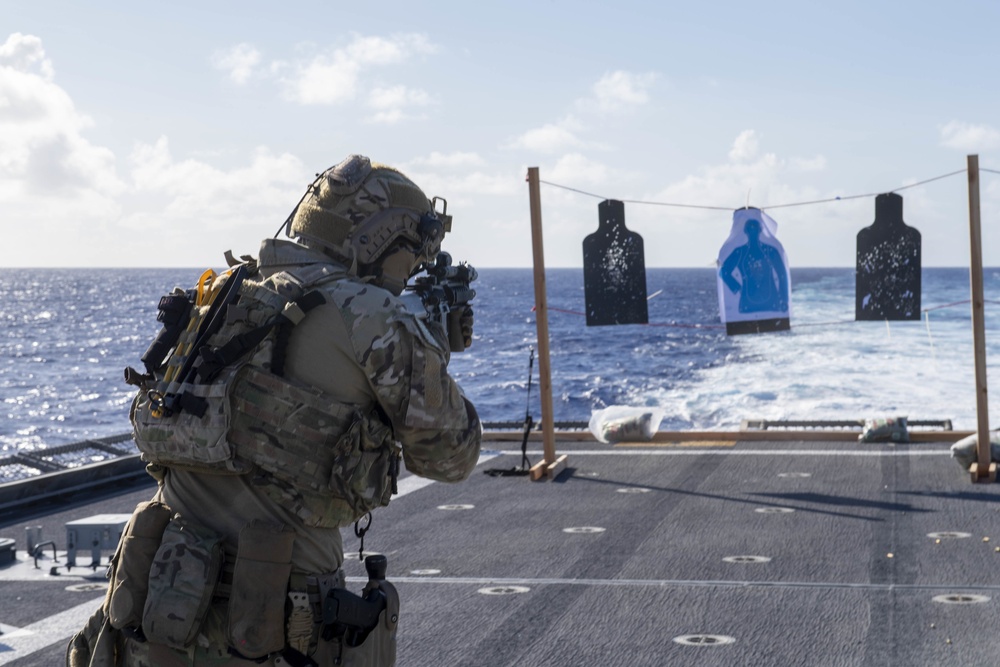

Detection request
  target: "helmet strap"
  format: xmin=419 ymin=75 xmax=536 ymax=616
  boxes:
xmin=361 ymin=244 xmax=417 ymax=295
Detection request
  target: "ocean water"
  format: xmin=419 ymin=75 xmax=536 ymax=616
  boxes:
xmin=1 ymin=267 xmax=999 ymax=460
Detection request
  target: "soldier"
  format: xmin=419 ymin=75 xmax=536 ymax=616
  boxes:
xmin=68 ymin=155 xmax=482 ymax=666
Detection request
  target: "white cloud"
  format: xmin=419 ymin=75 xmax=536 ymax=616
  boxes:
xmin=0 ymin=33 xmax=124 ymax=240
xmin=940 ymin=120 xmax=1000 ymax=151
xmin=509 ymin=70 xmax=657 ymax=156
xmin=423 ymin=171 xmax=519 ymax=199
xmin=402 ymin=164 xmax=519 ymax=202
xmin=345 ymin=33 xmax=434 ymax=65
xmin=290 ymin=59 xmax=360 ymax=105
xmin=211 ymin=43 xmax=261 ymax=84
xmin=405 ymin=151 xmax=486 ymax=169
xmin=624 ymin=133 xmax=859 ymax=268
xmin=0 ymin=33 xmax=319 ymax=266
xmin=369 ymin=108 xmax=404 ymax=125
xmin=790 ymin=155 xmax=827 ymax=172
xmin=367 ymin=85 xmax=434 ymax=124
xmin=126 ymin=136 xmax=308 ymax=230
xmin=548 ymin=153 xmax=611 ymax=187
xmin=280 ymin=33 xmax=436 ymax=106
xmin=591 ymin=70 xmax=656 ymax=112
xmin=507 ymin=121 xmax=586 ymax=154
xmin=728 ymin=129 xmax=760 ymax=162
xmin=652 ymin=143 xmax=793 ymax=212
xmin=0 ymin=32 xmax=54 ymax=80
xmin=368 ymin=85 xmax=432 ymax=109
xmin=396 ymin=152 xmax=516 ymax=214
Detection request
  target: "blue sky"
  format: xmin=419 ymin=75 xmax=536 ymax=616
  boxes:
xmin=3 ymin=0 xmax=1000 ymax=268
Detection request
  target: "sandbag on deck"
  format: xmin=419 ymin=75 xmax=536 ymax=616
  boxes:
xmin=950 ymin=432 xmax=1000 ymax=470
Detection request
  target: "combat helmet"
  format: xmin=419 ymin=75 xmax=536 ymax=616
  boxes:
xmin=287 ymin=154 xmax=451 ymax=294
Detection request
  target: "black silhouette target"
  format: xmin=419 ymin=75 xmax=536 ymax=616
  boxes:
xmin=583 ymin=199 xmax=648 ymax=326
xmin=856 ymin=193 xmax=922 ymax=321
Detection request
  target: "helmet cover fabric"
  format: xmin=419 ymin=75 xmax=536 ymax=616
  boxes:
xmin=289 ymin=155 xmax=443 ymax=272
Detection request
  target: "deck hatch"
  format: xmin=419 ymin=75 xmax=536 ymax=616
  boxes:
xmin=673 ymin=634 xmax=736 ymax=646
xmin=932 ymin=594 xmax=990 ymax=604
xmin=478 ymin=586 xmax=530 ymax=595
xmin=722 ymin=555 xmax=771 ymax=564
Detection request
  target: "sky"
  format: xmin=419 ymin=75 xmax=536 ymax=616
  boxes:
xmin=3 ymin=0 xmax=1000 ymax=269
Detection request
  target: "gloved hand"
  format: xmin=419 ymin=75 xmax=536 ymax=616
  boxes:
xmin=459 ymin=305 xmax=474 ymax=350
xmin=443 ymin=305 xmax=474 ymax=352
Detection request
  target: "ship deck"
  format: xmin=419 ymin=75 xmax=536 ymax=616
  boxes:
xmin=2 ymin=433 xmax=999 ymax=667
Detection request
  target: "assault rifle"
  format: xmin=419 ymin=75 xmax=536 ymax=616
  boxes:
xmin=401 ymin=251 xmax=478 ymax=352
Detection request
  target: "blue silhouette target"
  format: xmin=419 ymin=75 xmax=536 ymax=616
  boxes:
xmin=583 ymin=199 xmax=648 ymax=326
xmin=717 ymin=208 xmax=791 ymax=335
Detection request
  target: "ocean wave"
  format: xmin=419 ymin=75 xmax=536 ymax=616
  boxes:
xmin=1 ymin=266 xmax=998 ymax=452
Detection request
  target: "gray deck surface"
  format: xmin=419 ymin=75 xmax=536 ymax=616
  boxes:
xmin=2 ymin=437 xmax=999 ymax=666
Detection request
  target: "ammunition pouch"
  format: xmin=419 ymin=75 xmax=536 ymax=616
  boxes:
xmin=74 ymin=505 xmax=385 ymax=665
xmin=133 ymin=364 xmax=400 ymax=529
xmin=69 ymin=501 xmax=172 ymax=666
xmin=107 ymin=501 xmax=173 ymax=632
xmin=130 ymin=363 xmax=253 ymax=476
xmin=228 ymin=367 xmax=401 ymax=528
xmin=141 ymin=515 xmax=224 ymax=650
xmin=323 ymin=405 xmax=400 ymax=525
xmin=226 ymin=521 xmax=296 ymax=659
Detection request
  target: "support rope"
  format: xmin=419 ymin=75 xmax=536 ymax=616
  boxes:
xmin=539 ymin=169 xmax=967 ymax=212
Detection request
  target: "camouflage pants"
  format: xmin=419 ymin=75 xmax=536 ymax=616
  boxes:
xmin=124 ymin=638 xmax=388 ymax=666
xmin=124 ymin=639 xmax=265 ymax=666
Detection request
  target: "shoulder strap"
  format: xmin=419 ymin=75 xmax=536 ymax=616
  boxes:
xmin=187 ymin=262 xmax=345 ymax=388
xmin=195 ymin=289 xmax=327 ymax=382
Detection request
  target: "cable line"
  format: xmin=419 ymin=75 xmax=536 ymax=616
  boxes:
xmin=768 ymin=169 xmax=966 ymax=210
xmin=540 ymin=169 xmax=966 ymax=212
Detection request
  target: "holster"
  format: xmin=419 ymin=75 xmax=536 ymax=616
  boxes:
xmin=331 ymin=580 xmax=399 ymax=667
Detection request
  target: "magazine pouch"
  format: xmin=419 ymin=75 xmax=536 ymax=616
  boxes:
xmin=131 ymin=368 xmax=251 ymax=475
xmin=328 ymin=411 xmax=399 ymax=525
xmin=107 ymin=501 xmax=173 ymax=631
xmin=141 ymin=516 xmax=223 ymax=650
xmin=227 ymin=521 xmax=295 ymax=659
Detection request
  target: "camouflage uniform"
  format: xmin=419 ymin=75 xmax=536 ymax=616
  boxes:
xmin=69 ymin=237 xmax=481 ymax=667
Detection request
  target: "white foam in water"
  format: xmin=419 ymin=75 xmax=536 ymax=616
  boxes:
xmin=1 ymin=267 xmax=998 ymax=468
xmin=644 ymin=271 xmax=993 ymax=430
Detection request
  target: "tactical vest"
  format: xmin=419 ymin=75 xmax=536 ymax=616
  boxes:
xmin=129 ymin=263 xmax=400 ymax=528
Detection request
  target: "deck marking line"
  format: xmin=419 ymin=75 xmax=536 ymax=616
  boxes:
xmin=615 ymin=440 xmax=737 ymax=448
xmin=0 ymin=452 xmax=501 ymax=663
xmin=0 ymin=595 xmax=104 ymax=665
xmin=395 ymin=451 xmax=498 ymax=497
xmin=344 ymin=575 xmax=1000 ymax=594
xmin=487 ymin=449 xmax=951 ymax=457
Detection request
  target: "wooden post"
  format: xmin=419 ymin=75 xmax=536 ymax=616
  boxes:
xmin=526 ymin=168 xmax=567 ymax=480
xmin=966 ymin=155 xmax=996 ymax=483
